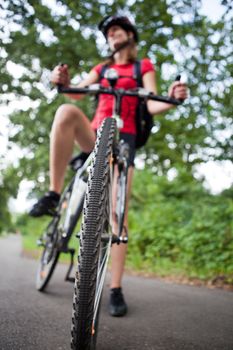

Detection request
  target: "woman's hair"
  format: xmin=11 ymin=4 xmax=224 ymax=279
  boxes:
xmin=104 ymin=39 xmax=138 ymax=65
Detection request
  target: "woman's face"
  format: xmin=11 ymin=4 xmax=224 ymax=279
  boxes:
xmin=107 ymin=25 xmax=132 ymax=50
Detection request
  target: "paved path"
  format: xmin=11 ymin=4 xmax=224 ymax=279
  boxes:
xmin=0 ymin=234 xmax=233 ymax=350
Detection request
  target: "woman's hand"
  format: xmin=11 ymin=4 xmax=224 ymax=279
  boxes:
xmin=50 ymin=64 xmax=70 ymax=87
xmin=168 ymin=81 xmax=188 ymax=101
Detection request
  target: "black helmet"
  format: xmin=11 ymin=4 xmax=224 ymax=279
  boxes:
xmin=98 ymin=15 xmax=139 ymax=43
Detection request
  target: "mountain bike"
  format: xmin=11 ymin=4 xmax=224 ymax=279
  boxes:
xmin=58 ymin=68 xmax=182 ymax=350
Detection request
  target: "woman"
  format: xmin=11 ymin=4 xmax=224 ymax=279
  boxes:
xmin=30 ymin=15 xmax=188 ymax=316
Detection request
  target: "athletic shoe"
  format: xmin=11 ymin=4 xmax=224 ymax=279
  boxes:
xmin=109 ymin=287 xmax=128 ymax=317
xmin=29 ymin=191 xmax=60 ymax=217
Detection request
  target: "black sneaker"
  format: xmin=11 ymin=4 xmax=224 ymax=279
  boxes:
xmin=29 ymin=191 xmax=60 ymax=217
xmin=109 ymin=287 xmax=128 ymax=317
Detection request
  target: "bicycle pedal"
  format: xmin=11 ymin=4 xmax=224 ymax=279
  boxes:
xmin=65 ymin=277 xmax=75 ymax=283
xmin=111 ymin=234 xmax=128 ymax=244
xmin=67 ymin=248 xmax=75 ymax=255
xmin=120 ymin=237 xmax=128 ymax=243
xmin=111 ymin=234 xmax=120 ymax=244
xmin=60 ymin=247 xmax=75 ymax=255
xmin=101 ymin=233 xmax=111 ymax=243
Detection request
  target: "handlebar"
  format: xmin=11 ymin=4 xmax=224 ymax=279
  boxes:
xmin=57 ymin=85 xmax=183 ymax=106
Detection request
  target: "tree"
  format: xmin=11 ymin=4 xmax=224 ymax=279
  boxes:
xmin=0 ymin=165 xmax=18 ymax=232
xmin=0 ymin=0 xmax=232 ymax=199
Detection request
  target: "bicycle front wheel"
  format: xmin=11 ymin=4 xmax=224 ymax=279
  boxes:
xmin=71 ymin=118 xmax=116 ymax=350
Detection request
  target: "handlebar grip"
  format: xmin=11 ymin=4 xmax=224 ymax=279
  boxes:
xmin=57 ymin=84 xmax=63 ymax=93
xmin=174 ymin=74 xmax=184 ymax=103
xmin=57 ymin=63 xmax=64 ymax=93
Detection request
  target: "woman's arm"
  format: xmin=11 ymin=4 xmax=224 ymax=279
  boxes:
xmin=142 ymin=70 xmax=187 ymax=115
xmin=50 ymin=64 xmax=99 ymax=100
xmin=65 ymin=69 xmax=99 ymax=100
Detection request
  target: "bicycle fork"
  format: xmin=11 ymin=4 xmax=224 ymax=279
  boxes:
xmin=112 ymin=140 xmax=130 ymax=245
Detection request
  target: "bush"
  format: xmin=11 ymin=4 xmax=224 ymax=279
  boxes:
xmin=128 ymin=168 xmax=233 ymax=280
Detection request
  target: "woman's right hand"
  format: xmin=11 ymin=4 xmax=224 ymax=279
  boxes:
xmin=50 ymin=64 xmax=70 ymax=87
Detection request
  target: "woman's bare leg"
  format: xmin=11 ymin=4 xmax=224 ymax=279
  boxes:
xmin=49 ymin=104 xmax=96 ymax=193
xmin=110 ymin=166 xmax=134 ymax=288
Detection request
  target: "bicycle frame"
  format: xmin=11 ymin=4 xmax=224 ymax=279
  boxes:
xmin=58 ymin=75 xmax=181 ymax=241
xmin=62 ymin=153 xmax=93 ymax=235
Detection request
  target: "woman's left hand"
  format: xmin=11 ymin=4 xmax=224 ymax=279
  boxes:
xmin=168 ymin=81 xmax=188 ymax=101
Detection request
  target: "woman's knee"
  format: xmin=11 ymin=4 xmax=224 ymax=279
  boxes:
xmin=54 ymin=104 xmax=82 ymax=128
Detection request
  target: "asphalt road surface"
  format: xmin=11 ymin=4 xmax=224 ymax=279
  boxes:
xmin=1 ymin=234 xmax=233 ymax=350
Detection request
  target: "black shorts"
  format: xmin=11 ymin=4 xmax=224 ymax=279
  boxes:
xmin=119 ymin=132 xmax=136 ymax=167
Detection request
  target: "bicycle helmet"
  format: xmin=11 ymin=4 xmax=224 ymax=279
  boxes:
xmin=98 ymin=15 xmax=139 ymax=43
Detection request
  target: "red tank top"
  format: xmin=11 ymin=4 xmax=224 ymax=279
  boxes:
xmin=91 ymin=58 xmax=154 ymax=134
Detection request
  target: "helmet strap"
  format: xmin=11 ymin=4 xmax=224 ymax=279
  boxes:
xmin=107 ymin=38 xmax=134 ymax=60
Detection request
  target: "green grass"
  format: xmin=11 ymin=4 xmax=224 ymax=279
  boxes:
xmin=17 ymin=214 xmax=80 ymax=264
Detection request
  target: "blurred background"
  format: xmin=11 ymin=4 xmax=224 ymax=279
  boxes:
xmin=0 ymin=0 xmax=232 ymax=284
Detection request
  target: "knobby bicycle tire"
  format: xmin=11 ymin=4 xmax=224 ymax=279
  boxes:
xmin=71 ymin=118 xmax=116 ymax=350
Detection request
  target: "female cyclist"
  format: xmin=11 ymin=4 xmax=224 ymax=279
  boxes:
xmin=30 ymin=15 xmax=188 ymax=317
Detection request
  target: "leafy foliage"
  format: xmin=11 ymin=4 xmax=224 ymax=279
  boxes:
xmin=128 ymin=168 xmax=233 ymax=279
xmin=0 ymin=166 xmax=19 ymax=232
